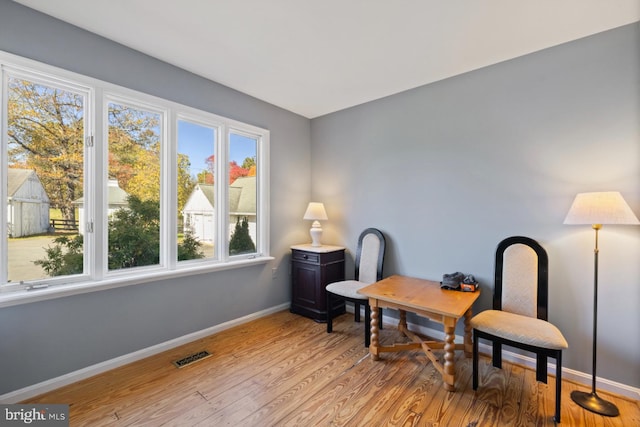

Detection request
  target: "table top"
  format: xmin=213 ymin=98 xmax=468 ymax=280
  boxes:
xmin=290 ymin=244 xmax=345 ymax=253
xmin=358 ymin=274 xmax=480 ymax=318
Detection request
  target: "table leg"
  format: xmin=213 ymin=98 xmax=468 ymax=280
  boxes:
xmin=398 ymin=309 xmax=407 ymax=331
xmin=464 ymin=308 xmax=473 ymax=357
xmin=443 ymin=320 xmax=456 ymax=391
xmin=369 ymin=299 xmax=380 ymax=360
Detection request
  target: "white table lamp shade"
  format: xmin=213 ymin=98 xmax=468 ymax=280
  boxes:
xmin=303 ymin=202 xmax=328 ymax=221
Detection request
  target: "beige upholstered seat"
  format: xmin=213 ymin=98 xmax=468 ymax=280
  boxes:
xmin=326 ymin=228 xmax=385 ymax=347
xmin=471 ymin=236 xmax=568 ymax=423
xmin=326 ymin=280 xmax=368 ymax=300
xmin=471 ymin=310 xmax=568 ymax=350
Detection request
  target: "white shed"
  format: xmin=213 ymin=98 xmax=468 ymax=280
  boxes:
xmin=182 ymin=183 xmax=215 ymax=242
xmin=183 ymin=177 xmax=257 ymax=244
xmin=7 ymin=169 xmax=51 ymax=237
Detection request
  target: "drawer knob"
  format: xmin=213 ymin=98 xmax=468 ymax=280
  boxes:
xmin=303 ymin=254 xmax=308 ymax=259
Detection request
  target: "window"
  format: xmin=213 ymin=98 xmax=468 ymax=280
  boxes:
xmin=107 ymin=100 xmax=162 ymax=271
xmin=4 ymin=73 xmax=89 ymax=285
xmin=228 ymin=131 xmax=259 ymax=256
xmin=1 ymin=51 xmax=270 ymax=300
xmin=177 ymin=118 xmax=218 ymax=261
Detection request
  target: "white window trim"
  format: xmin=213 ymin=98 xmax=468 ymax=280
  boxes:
xmin=0 ymin=50 xmax=272 ymax=308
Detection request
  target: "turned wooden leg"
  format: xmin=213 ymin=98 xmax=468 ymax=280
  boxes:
xmin=398 ymin=309 xmax=407 ymax=332
xmin=463 ymin=309 xmax=473 ymax=357
xmin=364 ymin=304 xmax=371 ymax=347
xmin=370 ymin=302 xmax=380 ymax=360
xmin=443 ymin=322 xmax=456 ymax=391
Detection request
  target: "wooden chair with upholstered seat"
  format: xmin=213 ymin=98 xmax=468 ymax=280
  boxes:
xmin=326 ymin=228 xmax=385 ymax=347
xmin=471 ymin=236 xmax=568 ymax=423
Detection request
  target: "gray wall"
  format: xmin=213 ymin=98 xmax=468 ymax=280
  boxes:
xmin=311 ymin=23 xmax=640 ymax=388
xmin=0 ymin=1 xmax=311 ymax=394
xmin=1 ymin=0 xmax=638 ymax=395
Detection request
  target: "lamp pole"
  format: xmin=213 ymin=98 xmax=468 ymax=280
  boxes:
xmin=570 ymin=224 xmax=619 ymax=417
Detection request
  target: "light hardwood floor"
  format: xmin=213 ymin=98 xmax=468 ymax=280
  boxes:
xmin=26 ymin=310 xmax=640 ymax=426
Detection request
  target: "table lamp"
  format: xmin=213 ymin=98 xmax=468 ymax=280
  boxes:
xmin=303 ymin=202 xmax=328 ymax=247
xmin=564 ymin=191 xmax=639 ymax=417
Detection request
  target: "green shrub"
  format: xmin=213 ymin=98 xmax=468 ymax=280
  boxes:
xmin=229 ymin=216 xmax=255 ymax=255
xmin=35 ymin=195 xmax=204 ymax=275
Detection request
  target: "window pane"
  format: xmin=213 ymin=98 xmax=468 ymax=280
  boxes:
xmin=228 ymin=132 xmax=257 ymax=256
xmin=177 ymin=120 xmax=215 ymax=261
xmin=107 ymin=102 xmax=161 ymax=271
xmin=6 ymin=77 xmax=85 ymax=283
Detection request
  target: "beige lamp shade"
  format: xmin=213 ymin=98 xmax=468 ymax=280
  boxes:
xmin=303 ymin=202 xmax=328 ymax=221
xmin=564 ymin=192 xmax=639 ymax=226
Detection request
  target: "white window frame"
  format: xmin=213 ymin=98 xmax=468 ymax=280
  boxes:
xmin=102 ymin=93 xmax=169 ymax=278
xmin=1 ymin=64 xmax=94 ymax=290
xmin=0 ymin=50 xmax=271 ymax=308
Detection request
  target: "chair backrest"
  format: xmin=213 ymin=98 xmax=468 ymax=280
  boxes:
xmin=354 ymin=228 xmax=386 ymax=284
xmin=493 ymin=236 xmax=548 ymax=320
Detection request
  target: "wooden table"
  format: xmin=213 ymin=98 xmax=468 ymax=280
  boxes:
xmin=358 ymin=275 xmax=480 ymax=391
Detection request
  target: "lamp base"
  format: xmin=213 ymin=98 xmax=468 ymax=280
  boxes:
xmin=309 ymin=222 xmax=323 ymax=247
xmin=571 ymin=390 xmax=619 ymax=417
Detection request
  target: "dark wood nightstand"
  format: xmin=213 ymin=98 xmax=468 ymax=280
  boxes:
xmin=290 ymin=244 xmax=345 ymax=322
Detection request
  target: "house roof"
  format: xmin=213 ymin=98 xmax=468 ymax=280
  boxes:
xmin=73 ymin=179 xmax=128 ymax=206
xmin=7 ymin=168 xmax=35 ymax=197
xmin=198 ymin=184 xmax=214 ymax=207
xmin=184 ymin=178 xmax=255 ymax=215
xmin=107 ymin=180 xmax=129 ymax=206
xmin=229 ymin=177 xmax=256 ymax=215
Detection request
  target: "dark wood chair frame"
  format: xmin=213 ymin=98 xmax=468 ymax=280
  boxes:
xmin=472 ymin=236 xmax=564 ymax=423
xmin=326 ymin=228 xmax=385 ymax=347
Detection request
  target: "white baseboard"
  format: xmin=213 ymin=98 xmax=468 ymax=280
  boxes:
xmin=0 ymin=303 xmax=290 ymax=404
xmin=346 ymin=305 xmax=640 ymax=400
xmin=3 ymin=303 xmax=638 ymax=403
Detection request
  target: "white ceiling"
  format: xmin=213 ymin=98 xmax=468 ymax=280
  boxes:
xmin=15 ymin=0 xmax=640 ymax=118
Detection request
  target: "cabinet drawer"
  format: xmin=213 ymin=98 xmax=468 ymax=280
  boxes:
xmin=292 ymin=250 xmax=320 ymax=263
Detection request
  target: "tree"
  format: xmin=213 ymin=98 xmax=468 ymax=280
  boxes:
xmin=7 ymin=78 xmax=84 ymax=222
xmin=107 ymin=103 xmax=161 ymax=201
xmin=229 ymin=217 xmax=255 ymax=255
xmin=177 ymin=229 xmax=203 ymax=261
xmin=177 ymin=153 xmax=197 ymax=217
xmin=205 ymin=154 xmax=216 ymax=180
xmin=124 ymin=144 xmax=161 ymax=202
xmin=197 ymin=169 xmax=214 ymax=184
xmin=241 ymin=156 xmax=256 ymax=170
xmin=200 ymin=155 xmax=256 ymax=184
xmin=229 ymin=161 xmax=249 ymax=184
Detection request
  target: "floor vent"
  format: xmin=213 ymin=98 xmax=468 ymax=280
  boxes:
xmin=172 ymin=350 xmax=212 ymax=368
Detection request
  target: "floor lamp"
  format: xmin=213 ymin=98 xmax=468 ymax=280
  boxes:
xmin=564 ymin=191 xmax=639 ymax=417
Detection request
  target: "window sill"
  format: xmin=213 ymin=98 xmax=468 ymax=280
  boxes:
xmin=0 ymin=256 xmax=274 ymax=308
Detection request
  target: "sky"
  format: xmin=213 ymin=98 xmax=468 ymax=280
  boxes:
xmin=177 ymin=120 xmax=257 ymax=178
